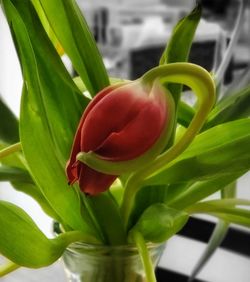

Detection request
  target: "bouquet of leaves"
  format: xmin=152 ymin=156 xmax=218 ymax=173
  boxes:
xmin=0 ymin=0 xmax=250 ymax=281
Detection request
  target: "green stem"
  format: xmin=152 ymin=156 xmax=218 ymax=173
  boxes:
xmin=131 ymin=231 xmax=157 ymax=282
xmin=0 ymin=142 xmax=21 ymax=159
xmin=120 ymin=178 xmax=141 ymax=231
xmin=121 ymin=63 xmax=216 ymax=228
xmin=186 ymin=199 xmax=250 ymax=214
xmin=84 ymin=192 xmax=127 ymax=245
xmin=0 ymin=260 xmax=20 ymax=277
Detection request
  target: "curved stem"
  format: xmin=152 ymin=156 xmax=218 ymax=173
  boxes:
xmin=121 ymin=63 xmax=215 ymax=228
xmin=130 ymin=231 xmax=157 ymax=282
xmin=215 ymin=0 xmax=245 ymax=84
xmin=0 ymin=142 xmax=21 ymax=159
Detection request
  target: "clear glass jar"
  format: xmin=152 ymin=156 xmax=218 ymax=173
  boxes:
xmin=62 ymin=241 xmax=166 ymax=282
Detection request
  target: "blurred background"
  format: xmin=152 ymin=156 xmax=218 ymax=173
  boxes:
xmin=0 ymin=0 xmax=250 ymax=281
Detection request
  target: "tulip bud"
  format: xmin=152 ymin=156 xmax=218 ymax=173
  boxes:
xmin=66 ymin=80 xmax=174 ymax=196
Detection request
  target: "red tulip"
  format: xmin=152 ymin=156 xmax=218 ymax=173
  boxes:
xmin=66 ymin=80 xmax=172 ymax=196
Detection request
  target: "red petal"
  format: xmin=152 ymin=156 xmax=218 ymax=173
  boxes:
xmin=66 ymin=160 xmax=78 ymax=184
xmin=66 ymin=84 xmax=120 ymax=182
xmin=78 ymin=164 xmax=117 ymax=196
xmin=96 ymin=101 xmax=165 ymax=160
xmin=81 ymin=81 xmax=167 ymax=161
xmin=81 ymin=82 xmax=149 ymax=152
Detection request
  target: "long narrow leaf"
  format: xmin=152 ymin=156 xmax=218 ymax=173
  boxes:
xmin=209 ymin=211 xmax=250 ymax=228
xmin=160 ymin=3 xmax=201 ymax=65
xmin=0 ymin=200 xmax=63 ymax=267
xmin=0 ymin=166 xmax=32 ymax=183
xmin=167 ymin=172 xmax=245 ymax=210
xmin=145 ymin=119 xmax=250 ymax=186
xmin=188 ymin=221 xmax=229 ymax=282
xmin=2 ymin=0 xmax=98 ymax=237
xmin=186 ymin=197 xmax=250 ymax=228
xmin=0 ymin=201 xmax=99 ymax=268
xmin=177 ymin=101 xmax=195 ymax=127
xmin=39 ymin=0 xmax=110 ymax=96
xmin=30 ymin=0 xmax=63 ymax=55
xmin=161 ymin=3 xmax=201 ymax=134
xmin=129 ymin=117 xmax=250 ymax=225
xmin=204 ymin=85 xmax=250 ymax=129
xmin=188 ymin=182 xmax=236 ymax=282
xmin=189 ymin=203 xmax=250 ymax=228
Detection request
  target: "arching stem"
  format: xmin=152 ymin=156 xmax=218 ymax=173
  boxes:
xmin=121 ymin=63 xmax=216 ymax=229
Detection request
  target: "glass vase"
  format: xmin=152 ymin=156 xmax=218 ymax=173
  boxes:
xmin=62 ymin=241 xmax=166 ymax=282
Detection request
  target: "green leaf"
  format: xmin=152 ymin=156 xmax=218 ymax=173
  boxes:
xmin=145 ymin=119 xmax=250 ymax=186
xmin=210 ymin=210 xmax=250 ymax=228
xmin=0 ymin=201 xmax=100 ymax=268
xmin=188 ymin=182 xmax=235 ymax=282
xmin=177 ymin=101 xmax=195 ymax=127
xmin=0 ymin=200 xmax=63 ymax=268
xmin=188 ymin=221 xmax=229 ymax=282
xmin=187 ymin=198 xmax=250 ymax=213
xmin=128 ymin=184 xmax=169 ymax=228
xmin=2 ymin=0 xmax=98 ymax=237
xmin=160 ymin=3 xmax=201 ymax=141
xmin=39 ymin=0 xmax=110 ymax=96
xmin=187 ymin=200 xmax=250 ymax=228
xmin=167 ymin=172 xmax=245 ymax=210
xmin=129 ymin=204 xmax=188 ymax=243
xmin=0 ymin=98 xmax=19 ymax=144
xmin=30 ymin=0 xmax=63 ymax=54
xmin=205 ymin=85 xmax=250 ymax=129
xmin=0 ymin=165 xmax=32 ymax=183
xmin=160 ymin=3 xmax=201 ymax=65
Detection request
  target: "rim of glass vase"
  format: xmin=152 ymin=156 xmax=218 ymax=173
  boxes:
xmin=66 ymin=240 xmax=165 ymax=253
xmin=53 ymin=221 xmax=165 ymax=255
